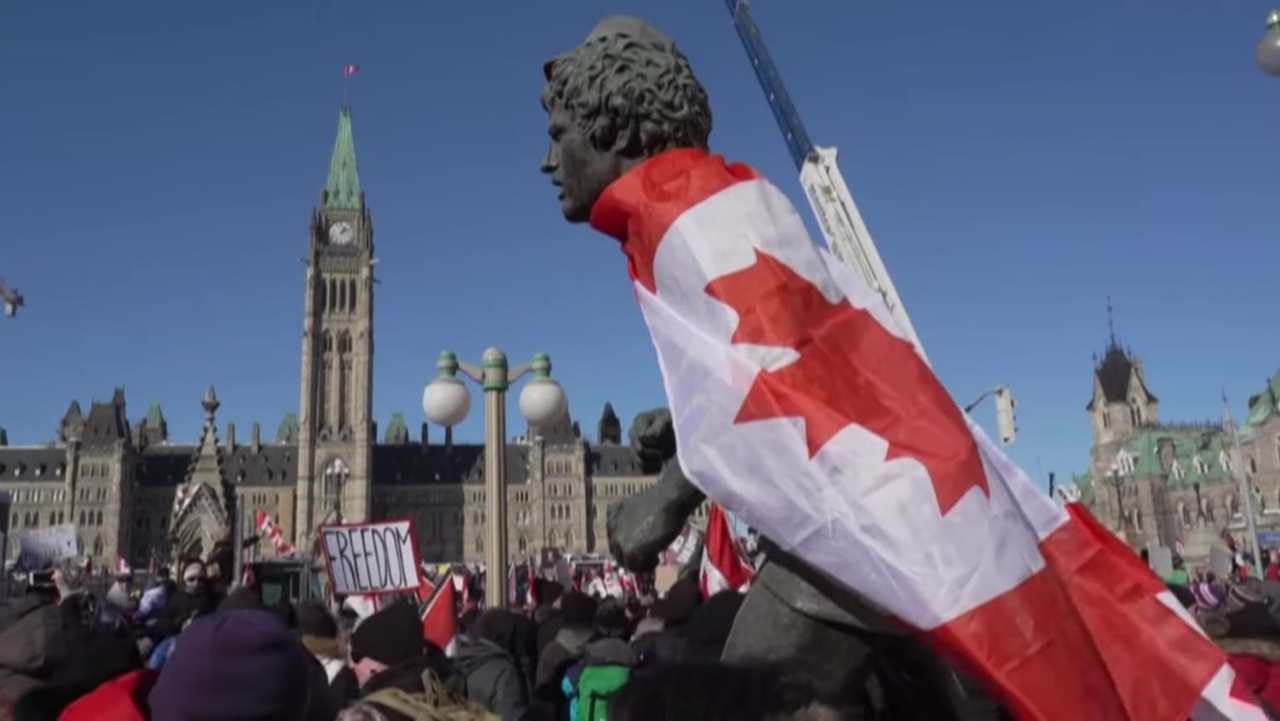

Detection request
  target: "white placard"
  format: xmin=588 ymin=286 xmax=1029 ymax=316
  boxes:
xmin=18 ymin=524 xmax=77 ymax=568
xmin=1149 ymin=545 xmax=1174 ymax=579
xmin=319 ymin=520 xmax=420 ymax=596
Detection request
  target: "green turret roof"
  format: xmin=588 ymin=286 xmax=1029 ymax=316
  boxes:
xmin=323 ymin=107 xmax=362 ymax=210
xmin=276 ymin=412 xmax=299 ymax=444
xmin=145 ymin=402 xmax=165 ymax=428
xmin=1246 ymin=370 xmax=1280 ymax=428
xmin=384 ymin=413 xmax=409 ymax=445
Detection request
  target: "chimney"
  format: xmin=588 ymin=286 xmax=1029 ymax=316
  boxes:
xmin=251 ymin=422 xmax=261 ymax=454
xmin=226 ymin=422 xmax=236 ymax=450
xmin=421 ymin=422 xmax=430 ymax=448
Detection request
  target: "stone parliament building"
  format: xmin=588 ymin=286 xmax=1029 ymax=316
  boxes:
xmin=1077 ymin=332 xmax=1280 ymax=564
xmin=0 ymin=108 xmax=660 ymax=570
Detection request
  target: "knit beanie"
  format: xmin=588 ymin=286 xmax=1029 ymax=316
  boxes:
xmin=349 ymin=601 xmax=424 ymax=665
xmin=148 ymin=609 xmax=310 ymax=721
xmin=559 ymin=591 xmax=597 ymax=626
xmin=651 ymin=576 xmax=700 ymax=626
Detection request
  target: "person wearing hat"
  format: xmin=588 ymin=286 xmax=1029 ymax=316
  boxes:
xmin=148 ymin=608 xmax=313 ymax=721
xmin=346 ymin=600 xmax=462 ymax=721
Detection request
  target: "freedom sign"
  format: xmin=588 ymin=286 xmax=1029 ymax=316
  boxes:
xmin=319 ymin=519 xmax=421 ymax=596
xmin=18 ymin=524 xmax=77 ymax=569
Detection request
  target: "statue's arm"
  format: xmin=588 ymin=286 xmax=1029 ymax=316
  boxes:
xmin=607 ymin=458 xmax=705 ymax=573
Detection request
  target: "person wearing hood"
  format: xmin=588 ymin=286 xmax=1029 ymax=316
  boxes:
xmin=454 ymin=610 xmax=535 ymax=721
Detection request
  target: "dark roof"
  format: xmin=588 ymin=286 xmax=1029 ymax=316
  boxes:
xmin=83 ymin=397 xmax=129 ymax=447
xmin=0 ymin=447 xmax=68 ymax=482
xmin=137 ymin=443 xmax=298 ymax=487
xmin=372 ymin=443 xmax=530 ymax=485
xmin=1088 ymin=343 xmax=1157 ymax=410
xmin=587 ymin=444 xmax=649 ymax=476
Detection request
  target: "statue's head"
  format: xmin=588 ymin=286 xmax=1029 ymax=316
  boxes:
xmin=540 ymin=16 xmax=712 ymax=223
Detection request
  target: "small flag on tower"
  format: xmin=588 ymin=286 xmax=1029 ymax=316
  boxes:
xmin=342 ymin=64 xmax=360 ymax=78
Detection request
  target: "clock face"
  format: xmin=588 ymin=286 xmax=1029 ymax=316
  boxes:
xmin=329 ymin=221 xmax=354 ymax=245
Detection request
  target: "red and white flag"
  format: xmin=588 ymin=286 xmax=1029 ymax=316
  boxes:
xmin=256 ymin=511 xmax=297 ymax=558
xmin=588 ymin=148 xmax=1266 ymax=721
xmin=342 ymin=64 xmax=359 ymax=78
xmin=115 ymin=557 xmax=131 ymax=576
xmin=699 ymin=503 xmax=754 ymax=598
xmin=422 ymin=580 xmax=458 ymax=656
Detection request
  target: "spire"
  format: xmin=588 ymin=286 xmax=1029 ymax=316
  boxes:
xmin=323 ymin=107 xmax=362 ymax=210
xmin=201 ymin=386 xmax=220 ymax=427
xmin=1106 ymin=296 xmax=1117 ymax=347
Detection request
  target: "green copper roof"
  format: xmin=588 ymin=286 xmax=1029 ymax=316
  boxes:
xmin=276 ymin=412 xmax=299 ymax=443
xmin=384 ymin=413 xmax=409 ymax=445
xmin=144 ymin=402 xmax=165 ymax=428
xmin=323 ymin=107 xmax=362 ymax=210
xmin=1117 ymin=426 xmax=1233 ymax=488
xmin=1246 ymin=370 xmax=1280 ymax=428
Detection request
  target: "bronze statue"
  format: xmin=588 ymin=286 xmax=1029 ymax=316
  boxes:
xmin=541 ymin=17 xmax=999 ymax=719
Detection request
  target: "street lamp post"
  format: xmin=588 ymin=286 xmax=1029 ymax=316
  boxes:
xmin=422 ymin=349 xmax=565 ymax=608
xmin=1258 ymin=10 xmax=1280 ymax=76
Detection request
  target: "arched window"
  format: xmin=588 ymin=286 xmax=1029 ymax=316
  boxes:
xmin=92 ymin=536 xmax=103 ymax=557
xmin=518 ymin=536 xmax=528 ymax=553
xmin=317 ymin=278 xmax=326 ymax=310
xmin=48 ymin=511 xmax=56 ymax=525
xmin=474 ymin=536 xmax=483 ymax=554
xmin=338 ymin=278 xmax=347 ymax=313
xmin=565 ymin=529 xmax=575 ymax=549
xmin=348 ymin=279 xmax=357 ymax=312
xmin=96 ymin=509 xmax=104 ymax=526
xmin=322 ymin=458 xmax=348 ymax=522
xmin=328 ymin=278 xmax=337 ymax=312
xmin=79 ymin=510 xmax=86 ymax=526
xmin=57 ymin=511 xmax=63 ymax=525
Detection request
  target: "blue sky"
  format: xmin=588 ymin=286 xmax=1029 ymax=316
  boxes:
xmin=1 ymin=0 xmax=1276 ymax=490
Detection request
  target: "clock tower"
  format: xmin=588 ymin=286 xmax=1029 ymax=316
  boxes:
xmin=295 ymin=107 xmax=374 ymax=543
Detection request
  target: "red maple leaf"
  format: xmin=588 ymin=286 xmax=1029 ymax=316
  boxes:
xmin=704 ymin=249 xmax=988 ymax=516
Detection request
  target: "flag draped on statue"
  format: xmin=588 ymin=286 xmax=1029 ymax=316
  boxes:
xmin=422 ymin=580 xmax=457 ymax=656
xmin=699 ymin=504 xmax=754 ymax=598
xmin=588 ymin=147 xmax=1266 ymax=721
xmin=255 ymin=511 xmax=297 ymax=558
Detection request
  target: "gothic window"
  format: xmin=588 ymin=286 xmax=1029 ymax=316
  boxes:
xmin=96 ymin=510 xmax=103 ymax=526
xmin=322 ymin=458 xmax=348 ymax=521
xmin=339 ymin=332 xmax=352 ymax=430
xmin=1103 ymin=411 xmax=1111 ymax=430
xmin=79 ymin=510 xmax=85 ymax=526
xmin=548 ymin=529 xmax=559 ymax=548
xmin=57 ymin=511 xmax=63 ymax=525
xmin=328 ymin=278 xmax=337 ymax=312
xmin=92 ymin=536 xmax=103 ymax=557
xmin=317 ymin=279 xmax=326 ymax=311
xmin=565 ymin=529 xmax=575 ymax=549
xmin=348 ymin=279 xmax=356 ymax=312
xmin=48 ymin=511 xmax=55 ymax=525
xmin=518 ymin=537 xmax=527 ymax=553
xmin=475 ymin=536 xmax=483 ymax=554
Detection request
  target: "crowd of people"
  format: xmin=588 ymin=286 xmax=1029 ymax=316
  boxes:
xmin=0 ymin=560 xmax=846 ymax=721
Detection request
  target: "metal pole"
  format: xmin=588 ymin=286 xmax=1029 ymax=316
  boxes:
xmin=231 ymin=492 xmax=243 ymax=589
xmin=1224 ymin=396 xmax=1264 ymax=578
xmin=482 ymin=348 xmax=509 ymax=608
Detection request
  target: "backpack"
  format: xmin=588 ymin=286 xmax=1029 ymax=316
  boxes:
xmin=360 ymin=668 xmax=500 ymax=721
xmin=571 ymin=665 xmax=630 ymax=721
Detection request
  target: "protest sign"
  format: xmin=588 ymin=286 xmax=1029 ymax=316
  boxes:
xmin=319 ymin=519 xmax=421 ymax=595
xmin=1209 ymin=546 xmax=1234 ymax=579
xmin=1148 ymin=545 xmax=1173 ymax=578
xmin=18 ymin=524 xmax=77 ymax=569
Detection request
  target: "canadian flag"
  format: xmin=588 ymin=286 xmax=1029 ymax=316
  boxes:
xmin=588 ymin=148 xmax=1266 ymax=721
xmin=422 ymin=579 xmax=458 ymax=657
xmin=699 ymin=504 xmax=754 ymax=598
xmin=256 ymin=511 xmax=297 ymax=558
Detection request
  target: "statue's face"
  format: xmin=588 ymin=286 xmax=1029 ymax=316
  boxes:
xmin=540 ymin=103 xmax=624 ymax=223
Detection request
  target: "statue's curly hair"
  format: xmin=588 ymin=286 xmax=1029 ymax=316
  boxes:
xmin=541 ymin=29 xmax=712 ymax=156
